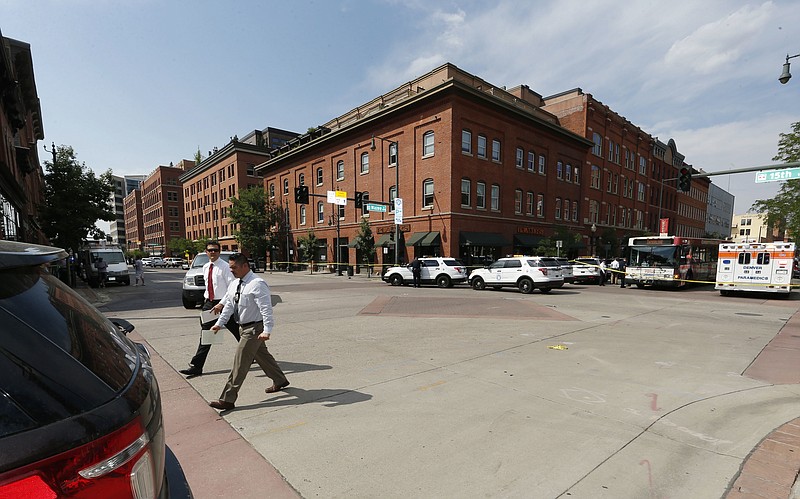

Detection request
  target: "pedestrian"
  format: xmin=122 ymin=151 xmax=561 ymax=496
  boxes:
xmin=609 ymin=258 xmax=620 ymax=284
xmin=95 ymin=257 xmax=108 ymax=288
xmin=134 ymin=256 xmax=145 ymax=286
xmin=410 ymin=257 xmax=422 ymax=288
xmin=179 ymin=241 xmax=241 ymax=377
xmin=598 ymin=260 xmax=606 ymax=286
xmin=208 ymin=252 xmax=289 ymax=411
xmin=619 ymin=258 xmax=628 ymax=288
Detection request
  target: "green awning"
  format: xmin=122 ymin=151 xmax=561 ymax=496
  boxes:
xmin=375 ymin=233 xmax=395 ymax=247
xmin=514 ymin=234 xmax=542 ymax=247
xmin=405 ymin=231 xmax=441 ymax=246
xmin=459 ymin=231 xmax=509 ymax=247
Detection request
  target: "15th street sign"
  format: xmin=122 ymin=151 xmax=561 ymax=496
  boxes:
xmin=365 ymin=202 xmax=387 ymax=213
xmin=755 ymin=167 xmax=800 ymax=183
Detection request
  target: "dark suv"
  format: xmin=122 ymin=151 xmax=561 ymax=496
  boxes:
xmin=0 ymin=241 xmax=189 ymax=498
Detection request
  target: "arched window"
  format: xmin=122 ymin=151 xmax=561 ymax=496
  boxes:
xmin=317 ymin=202 xmax=324 ymax=223
xmin=422 ymin=131 xmax=435 ymax=156
xmin=336 ymin=160 xmax=344 ymax=180
xmin=269 ymin=183 xmax=275 ymax=198
xmin=299 ymin=205 xmax=306 ymax=225
xmin=423 ymin=179 xmax=434 ymax=207
xmin=316 ymin=167 xmax=323 ymax=185
xmin=360 ymin=152 xmax=369 ymax=174
xmin=283 ymin=179 xmax=289 ymax=195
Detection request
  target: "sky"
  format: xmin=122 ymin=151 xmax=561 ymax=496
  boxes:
xmin=3 ymin=0 xmax=800 ymax=221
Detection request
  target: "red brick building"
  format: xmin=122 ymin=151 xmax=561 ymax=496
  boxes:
xmin=258 ymin=63 xmax=595 ymax=269
xmin=0 ymin=30 xmax=46 ymax=243
xmin=123 ymin=188 xmax=144 ymax=251
xmin=178 ymin=129 xmax=297 ymax=251
xmin=141 ymin=161 xmax=191 ymax=256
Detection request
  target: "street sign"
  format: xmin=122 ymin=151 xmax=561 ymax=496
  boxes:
xmin=394 ymin=198 xmax=403 ymax=224
xmin=755 ymin=167 xmax=800 ymax=183
xmin=327 ymin=190 xmax=348 ymax=205
xmin=365 ymin=202 xmax=386 ymax=213
xmin=555 ymin=240 xmax=562 ymax=248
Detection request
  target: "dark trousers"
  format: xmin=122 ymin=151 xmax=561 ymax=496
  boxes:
xmin=412 ymin=270 xmax=421 ymax=287
xmin=188 ymin=299 xmax=240 ymax=370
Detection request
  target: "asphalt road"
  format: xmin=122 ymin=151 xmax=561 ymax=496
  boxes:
xmin=95 ymin=268 xmax=800 ymax=498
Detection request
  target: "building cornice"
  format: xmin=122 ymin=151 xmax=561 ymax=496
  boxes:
xmin=180 ymin=140 xmax=271 ymax=183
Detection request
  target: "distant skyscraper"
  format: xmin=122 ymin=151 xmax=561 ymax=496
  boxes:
xmin=109 ymin=174 xmax=146 ymax=245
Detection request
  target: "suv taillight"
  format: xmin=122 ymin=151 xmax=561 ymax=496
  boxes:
xmin=539 ymin=268 xmax=548 ymax=276
xmin=0 ymin=417 xmax=159 ymax=499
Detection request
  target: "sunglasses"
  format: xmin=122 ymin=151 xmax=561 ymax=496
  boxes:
xmin=206 ymin=248 xmax=220 ymax=252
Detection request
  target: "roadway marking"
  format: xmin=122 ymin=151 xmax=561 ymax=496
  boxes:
xmin=266 ymin=421 xmax=308 ymax=434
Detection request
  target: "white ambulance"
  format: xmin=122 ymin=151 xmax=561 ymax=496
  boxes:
xmin=716 ymin=242 xmax=796 ymax=296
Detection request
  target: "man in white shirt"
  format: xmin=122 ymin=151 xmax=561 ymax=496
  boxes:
xmin=180 ymin=241 xmax=240 ymax=377
xmin=208 ymin=253 xmax=289 ymax=411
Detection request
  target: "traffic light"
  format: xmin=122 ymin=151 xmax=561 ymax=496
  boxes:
xmin=354 ymin=191 xmax=364 ymax=209
xmin=294 ymin=185 xmax=309 ymax=204
xmin=678 ymin=167 xmax=692 ymax=192
xmin=360 ymin=193 xmax=369 ymax=213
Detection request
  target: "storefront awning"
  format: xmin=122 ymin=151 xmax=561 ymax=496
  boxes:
xmin=513 ymin=234 xmax=543 ymax=247
xmin=459 ymin=232 xmax=509 ymax=247
xmin=375 ymin=233 xmax=395 ymax=247
xmin=405 ymin=231 xmax=441 ymax=247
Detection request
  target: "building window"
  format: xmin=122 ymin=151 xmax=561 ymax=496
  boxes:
xmin=360 ymin=191 xmax=370 ymax=216
xmin=572 ymin=200 xmax=578 ymax=222
xmin=555 ymin=198 xmax=562 ymax=219
xmin=423 ymin=131 xmax=435 ymax=157
xmin=491 ymin=139 xmax=501 ymax=162
xmin=361 ymin=152 xmax=369 ymax=174
xmin=389 ymin=186 xmax=397 ymax=212
xmin=336 ymin=160 xmax=345 ymax=181
xmin=538 ymin=155 xmax=546 ymax=175
xmin=639 ymin=156 xmax=647 ymax=175
xmin=591 ymin=165 xmax=600 ymax=188
xmin=526 ymin=191 xmax=534 ymax=215
xmin=527 ymin=151 xmax=535 ymax=171
xmin=514 ymin=189 xmax=523 ymax=214
xmin=592 ymin=133 xmax=602 ymax=156
xmin=338 ymin=204 xmax=345 ymax=219
xmin=462 ymin=130 xmax=472 ymax=154
xmin=461 ymin=179 xmax=471 ymax=207
xmin=476 ymin=182 xmax=486 ymax=209
xmin=299 ymin=173 xmax=305 ymax=186
xmin=477 ymin=135 xmax=487 ymax=158
xmin=573 ymin=165 xmax=580 ymax=184
xmin=423 ymin=179 xmax=434 ymax=208
xmin=300 ymin=206 xmax=306 ymax=225
xmin=590 ymin=200 xmax=599 ymax=223
xmin=490 ymin=184 xmax=500 ymax=211
xmin=247 ymin=164 xmax=256 ymax=176
xmin=316 ymin=167 xmax=323 ymax=185
xmin=283 ymin=179 xmax=289 ymax=195
xmin=317 ymin=202 xmax=324 ymax=223
xmin=515 ymin=147 xmax=524 ymax=169
xmin=565 ymin=164 xmax=572 ymax=182
xmin=389 ymin=142 xmax=398 ymax=167
xmin=638 ymin=182 xmax=646 ymax=202
xmin=564 ymin=199 xmax=570 ymax=221
xmin=537 ymin=194 xmax=544 ymax=217
xmin=557 ymin=161 xmax=563 ymax=179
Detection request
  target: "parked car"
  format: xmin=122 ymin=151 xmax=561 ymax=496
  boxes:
xmin=382 ymin=257 xmax=468 ymax=288
xmin=181 ymin=259 xmax=191 ymax=270
xmin=553 ymin=257 xmax=575 ymax=284
xmin=148 ymin=257 xmax=167 ymax=268
xmin=164 ymin=257 xmax=183 ymax=268
xmin=0 ymin=240 xmax=190 ymax=498
xmin=469 ymin=256 xmax=564 ymax=294
xmin=182 ymin=251 xmax=235 ymax=308
xmin=140 ymin=257 xmax=153 ymax=267
xmin=573 ymin=257 xmax=603 ymax=284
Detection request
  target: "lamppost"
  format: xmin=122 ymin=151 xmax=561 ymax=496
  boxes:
xmin=328 ymin=210 xmax=342 ymax=276
xmin=370 ymin=135 xmax=400 ymax=266
xmin=590 ymin=223 xmax=597 ymax=256
xmin=779 ymin=53 xmax=800 ymax=84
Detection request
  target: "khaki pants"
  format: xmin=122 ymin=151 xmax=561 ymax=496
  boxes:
xmin=220 ymin=322 xmax=287 ymax=404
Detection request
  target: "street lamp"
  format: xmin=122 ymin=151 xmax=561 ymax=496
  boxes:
xmin=590 ymin=223 xmax=597 ymax=256
xmin=370 ymin=135 xmax=400 ymax=266
xmin=779 ymin=53 xmax=800 ymax=84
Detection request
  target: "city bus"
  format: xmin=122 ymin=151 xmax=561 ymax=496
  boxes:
xmin=625 ymin=236 xmax=723 ymax=288
xmin=716 ymin=242 xmax=796 ymax=296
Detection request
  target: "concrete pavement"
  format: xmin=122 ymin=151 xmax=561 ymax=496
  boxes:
xmin=80 ymin=270 xmax=800 ymax=497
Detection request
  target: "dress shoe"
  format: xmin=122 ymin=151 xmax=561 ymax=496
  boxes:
xmin=179 ymin=367 xmax=202 ymax=376
xmin=265 ymin=381 xmax=290 ymax=393
xmin=209 ymin=400 xmax=235 ymax=410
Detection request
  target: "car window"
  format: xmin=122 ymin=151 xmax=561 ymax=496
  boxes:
xmin=488 ymin=261 xmax=505 ymax=270
xmin=0 ymin=267 xmax=136 ymax=434
xmin=504 ymin=260 xmax=522 ymax=268
xmin=421 ymin=260 xmax=437 ymax=267
xmin=91 ymin=251 xmax=126 ymax=264
xmin=442 ymin=259 xmax=464 ymax=267
xmin=539 ymin=258 xmax=560 ymax=267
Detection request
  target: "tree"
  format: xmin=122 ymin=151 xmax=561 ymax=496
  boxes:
xmin=39 ymin=145 xmax=114 ymax=252
xmin=752 ymin=122 xmax=800 ymax=239
xmin=227 ymin=187 xmax=284 ymax=264
xmin=296 ymin=229 xmax=319 ymax=272
xmin=354 ymin=218 xmax=376 ymax=276
xmin=168 ymin=237 xmax=198 ymax=258
xmin=194 ymin=147 xmax=204 ymax=165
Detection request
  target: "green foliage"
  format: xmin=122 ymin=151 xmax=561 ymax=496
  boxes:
xmin=168 ymin=237 xmax=198 ymax=258
xmin=194 ymin=147 xmax=204 ymax=165
xmin=753 ymin=122 xmax=800 ymax=239
xmin=534 ymin=226 xmax=582 ymax=257
xmin=228 ymin=187 xmax=284 ymax=261
xmin=296 ymin=230 xmax=319 ymax=262
xmin=354 ymin=218 xmax=376 ymax=264
xmin=39 ymin=145 xmax=114 ymax=252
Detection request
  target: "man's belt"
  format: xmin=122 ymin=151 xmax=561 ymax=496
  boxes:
xmin=240 ymin=320 xmax=263 ymax=328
